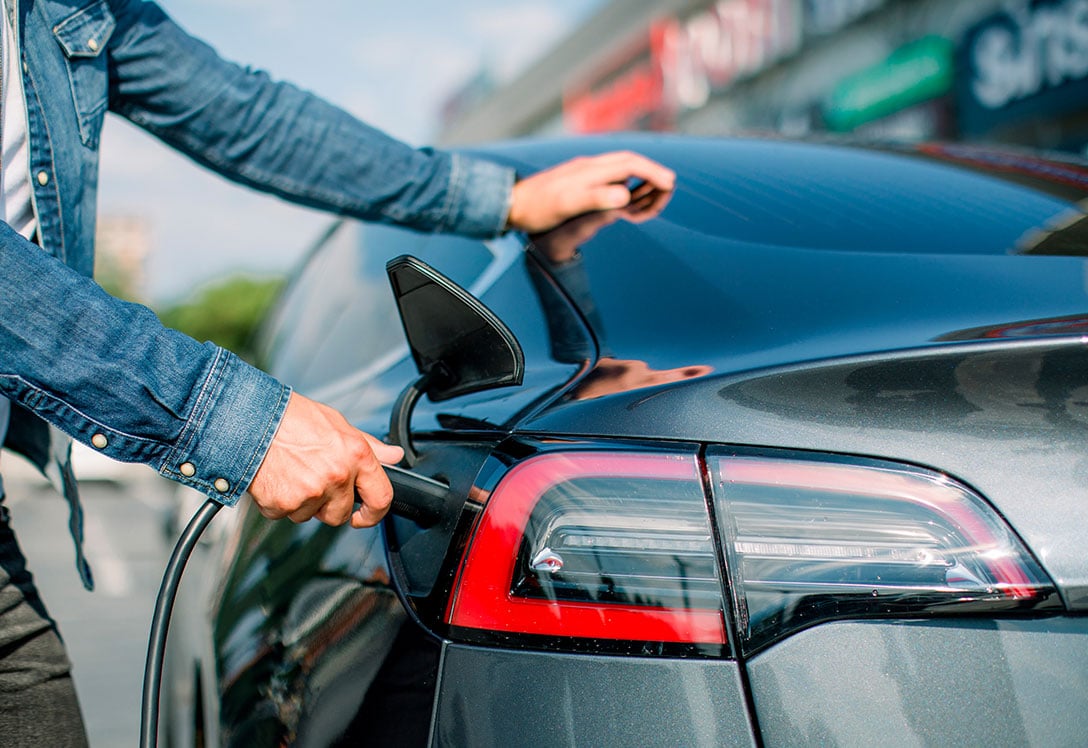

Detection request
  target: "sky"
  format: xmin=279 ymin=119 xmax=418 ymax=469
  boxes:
xmin=99 ymin=0 xmax=603 ymax=303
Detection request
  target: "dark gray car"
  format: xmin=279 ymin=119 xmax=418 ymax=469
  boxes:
xmin=166 ymin=135 xmax=1088 ymax=747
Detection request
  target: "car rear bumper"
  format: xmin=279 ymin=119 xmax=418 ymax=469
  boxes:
xmin=748 ymin=616 xmax=1088 ymax=746
xmin=431 ymin=644 xmax=756 ymax=747
xmin=426 ymin=616 xmax=1088 ymax=746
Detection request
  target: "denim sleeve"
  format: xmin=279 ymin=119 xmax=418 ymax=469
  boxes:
xmin=105 ymin=0 xmax=515 ymax=238
xmin=0 ymin=224 xmax=289 ymax=505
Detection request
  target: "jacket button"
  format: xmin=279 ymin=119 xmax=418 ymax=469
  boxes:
xmin=36 ymin=171 xmax=49 ymax=186
xmin=214 ymin=478 xmax=230 ymax=493
xmin=87 ymin=38 xmax=98 ymax=52
xmin=179 ymin=462 xmax=196 ymax=477
xmin=91 ymin=434 xmax=108 ymax=449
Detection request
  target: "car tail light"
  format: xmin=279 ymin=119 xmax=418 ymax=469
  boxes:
xmin=707 ymin=451 xmax=1058 ymax=653
xmin=446 ymin=450 xmax=727 ymax=654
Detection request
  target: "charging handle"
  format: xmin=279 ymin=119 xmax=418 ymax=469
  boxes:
xmin=383 ymin=464 xmax=451 ymax=528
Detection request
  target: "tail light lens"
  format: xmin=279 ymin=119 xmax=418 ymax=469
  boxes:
xmin=708 ymin=451 xmax=1058 ymax=653
xmin=441 ymin=444 xmax=1056 ymax=658
xmin=446 ymin=450 xmax=727 ymax=655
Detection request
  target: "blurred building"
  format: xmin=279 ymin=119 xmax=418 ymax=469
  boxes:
xmin=437 ymin=0 xmax=1088 ymax=156
xmin=94 ymin=215 xmax=151 ymax=303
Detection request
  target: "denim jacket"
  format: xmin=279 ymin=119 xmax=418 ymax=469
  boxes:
xmin=0 ymin=0 xmax=514 ymax=587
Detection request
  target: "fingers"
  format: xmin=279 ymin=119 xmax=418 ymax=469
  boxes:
xmin=589 ymin=184 xmax=637 ymax=212
xmin=349 ymin=433 xmax=402 ymax=527
xmin=629 ymin=180 xmax=663 ymax=206
xmin=247 ymin=392 xmax=402 ymax=530
xmin=364 ymin=432 xmax=405 ymax=466
xmin=350 ymin=448 xmax=395 ymax=528
xmin=577 ymin=151 xmax=677 ymax=193
xmin=622 ymin=180 xmax=673 ymax=223
xmin=508 ymin=151 xmax=676 ymax=234
xmin=528 ymin=161 xmax=673 ymax=261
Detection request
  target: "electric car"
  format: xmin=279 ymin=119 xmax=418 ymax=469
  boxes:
xmin=164 ymin=134 xmax=1088 ymax=746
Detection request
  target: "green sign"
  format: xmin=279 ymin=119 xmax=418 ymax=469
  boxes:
xmin=823 ymin=35 xmax=954 ymax=132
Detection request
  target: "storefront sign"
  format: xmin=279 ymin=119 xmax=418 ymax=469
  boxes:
xmin=661 ymin=0 xmax=802 ymax=110
xmin=565 ymin=0 xmax=802 ymax=132
xmin=823 ymin=35 xmax=953 ymax=132
xmin=564 ymin=24 xmax=671 ymax=133
xmin=957 ymin=0 xmax=1088 ymax=135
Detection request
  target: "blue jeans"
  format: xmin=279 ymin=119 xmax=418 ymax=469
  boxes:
xmin=0 ymin=501 xmax=88 ymax=746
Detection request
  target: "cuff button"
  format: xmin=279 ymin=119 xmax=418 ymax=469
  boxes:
xmin=213 ymin=478 xmax=230 ymax=493
xmin=179 ymin=462 xmax=196 ymax=477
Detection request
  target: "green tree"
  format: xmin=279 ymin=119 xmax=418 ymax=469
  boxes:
xmin=157 ymin=274 xmax=284 ymax=364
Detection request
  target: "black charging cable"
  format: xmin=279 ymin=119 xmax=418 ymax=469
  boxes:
xmin=138 ymin=465 xmax=449 ymax=747
xmin=139 ymin=498 xmax=221 ymax=748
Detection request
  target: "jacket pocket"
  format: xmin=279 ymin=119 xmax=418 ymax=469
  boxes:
xmin=52 ymin=0 xmax=115 ymax=147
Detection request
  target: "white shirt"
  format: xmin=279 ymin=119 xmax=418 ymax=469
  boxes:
xmin=0 ymin=0 xmax=34 ymax=239
xmin=0 ymin=0 xmax=37 ymax=478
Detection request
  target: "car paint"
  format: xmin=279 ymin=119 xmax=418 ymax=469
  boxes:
xmin=527 ymin=340 xmax=1088 ymax=611
xmin=432 ymin=645 xmax=755 ymax=747
xmin=171 ymin=135 xmax=1088 ymax=746
xmin=747 ymin=618 xmax=1088 ymax=745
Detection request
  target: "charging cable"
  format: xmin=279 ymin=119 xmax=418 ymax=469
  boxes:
xmin=139 ymin=498 xmax=221 ymax=748
xmin=138 ymin=465 xmax=450 ymax=747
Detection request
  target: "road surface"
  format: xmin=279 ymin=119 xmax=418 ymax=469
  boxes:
xmin=4 ymin=452 xmax=176 ymax=747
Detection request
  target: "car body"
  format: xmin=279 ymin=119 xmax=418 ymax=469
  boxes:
xmin=165 ymin=134 xmax=1088 ymax=746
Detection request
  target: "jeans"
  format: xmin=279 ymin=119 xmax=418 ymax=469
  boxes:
xmin=0 ymin=501 xmax=88 ymax=746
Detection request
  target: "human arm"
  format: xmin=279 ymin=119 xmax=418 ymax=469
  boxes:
xmin=0 ymin=223 xmax=277 ymax=505
xmin=0 ymin=223 xmax=396 ymax=525
xmin=105 ymin=0 xmax=513 ymax=238
xmin=104 ymin=2 xmax=675 ymax=239
xmin=69 ymin=1 xmax=675 ymax=528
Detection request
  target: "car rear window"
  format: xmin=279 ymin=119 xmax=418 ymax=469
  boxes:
xmin=659 ymin=140 xmax=1083 ymax=256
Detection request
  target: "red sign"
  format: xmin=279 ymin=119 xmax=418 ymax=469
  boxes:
xmin=564 ymin=0 xmax=801 ymax=133
xmin=564 ymin=24 xmax=672 ymax=133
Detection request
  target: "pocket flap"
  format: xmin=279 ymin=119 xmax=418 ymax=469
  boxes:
xmin=53 ymin=0 xmax=115 ymax=58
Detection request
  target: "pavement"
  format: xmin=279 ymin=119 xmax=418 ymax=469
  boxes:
xmin=2 ymin=449 xmax=176 ymax=747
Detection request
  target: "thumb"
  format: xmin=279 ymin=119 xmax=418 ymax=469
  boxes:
xmin=591 ymin=185 xmax=632 ymax=211
xmin=365 ymin=434 xmax=405 ymax=465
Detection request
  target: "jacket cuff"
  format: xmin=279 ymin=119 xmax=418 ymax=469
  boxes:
xmin=159 ymin=346 xmax=291 ymax=505
xmin=445 ymin=154 xmax=516 ymax=238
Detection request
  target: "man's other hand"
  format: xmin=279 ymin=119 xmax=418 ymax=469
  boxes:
xmin=507 ymin=151 xmax=676 ymax=234
xmin=247 ymin=392 xmax=405 ymax=528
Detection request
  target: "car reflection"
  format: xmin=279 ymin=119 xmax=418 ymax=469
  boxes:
xmin=527 ymin=192 xmax=713 ymax=401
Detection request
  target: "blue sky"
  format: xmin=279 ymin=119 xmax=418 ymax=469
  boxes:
xmin=100 ymin=0 xmax=602 ymax=302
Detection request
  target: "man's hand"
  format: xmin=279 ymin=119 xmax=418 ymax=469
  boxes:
xmin=247 ymin=392 xmax=405 ymax=528
xmin=530 ymin=179 xmax=674 ymax=265
xmin=507 ymin=151 xmax=676 ymax=234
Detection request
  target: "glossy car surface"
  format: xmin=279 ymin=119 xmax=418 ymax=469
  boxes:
xmin=166 ymin=135 xmax=1088 ymax=746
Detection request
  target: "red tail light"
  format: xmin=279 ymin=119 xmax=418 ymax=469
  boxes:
xmin=439 ymin=444 xmax=1057 ymax=657
xmin=446 ymin=451 xmax=727 ymax=652
xmin=708 ymin=451 xmax=1058 ymax=653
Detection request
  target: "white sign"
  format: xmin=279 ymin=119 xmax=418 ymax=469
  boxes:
xmin=970 ymin=0 xmax=1088 ymax=109
xmin=661 ymin=0 xmax=802 ymax=110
